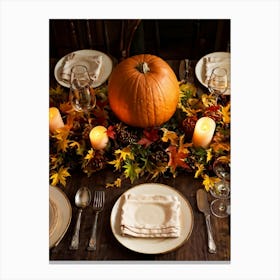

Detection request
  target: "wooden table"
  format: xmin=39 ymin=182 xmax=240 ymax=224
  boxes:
xmin=49 ymin=167 xmax=230 ymax=261
xmin=49 ymin=57 xmax=230 ymax=261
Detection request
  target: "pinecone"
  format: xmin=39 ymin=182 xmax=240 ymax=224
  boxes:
xmin=149 ymin=149 xmax=169 ymax=165
xmin=115 ymin=124 xmax=138 ymax=146
xmin=181 ymin=116 xmax=198 ymax=140
xmin=203 ymin=105 xmax=222 ymax=122
xmin=82 ymin=124 xmax=94 ymax=140
xmin=83 ymin=151 xmax=107 ymax=175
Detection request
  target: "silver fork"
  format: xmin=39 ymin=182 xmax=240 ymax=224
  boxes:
xmin=87 ymin=191 xmax=105 ymax=251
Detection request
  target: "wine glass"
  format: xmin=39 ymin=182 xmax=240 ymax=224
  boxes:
xmin=208 ymin=67 xmax=228 ymax=104
xmin=69 ymin=65 xmax=96 ymax=113
xmin=210 ymin=157 xmax=231 ymax=218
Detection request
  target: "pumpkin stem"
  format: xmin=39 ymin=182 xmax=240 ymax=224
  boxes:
xmin=136 ymin=62 xmax=150 ymax=74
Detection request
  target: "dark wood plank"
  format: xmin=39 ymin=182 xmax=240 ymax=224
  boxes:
xmin=50 ymin=168 xmax=230 ymax=261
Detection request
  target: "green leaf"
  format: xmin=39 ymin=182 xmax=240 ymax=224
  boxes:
xmin=123 ymin=161 xmax=142 ymax=183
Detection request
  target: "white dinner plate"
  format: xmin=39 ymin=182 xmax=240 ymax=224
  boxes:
xmin=54 ymin=49 xmax=113 ymax=88
xmin=49 ymin=186 xmax=72 ymax=248
xmin=110 ymin=183 xmax=194 ymax=254
xmin=195 ymin=51 xmax=230 ymax=94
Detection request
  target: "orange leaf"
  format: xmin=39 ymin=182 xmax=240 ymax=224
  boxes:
xmin=166 ymin=145 xmax=191 ymax=174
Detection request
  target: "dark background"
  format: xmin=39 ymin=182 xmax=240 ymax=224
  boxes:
xmin=50 ymin=19 xmax=230 ymax=62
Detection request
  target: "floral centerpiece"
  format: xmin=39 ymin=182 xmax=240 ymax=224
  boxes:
xmin=49 ymin=82 xmax=230 ymax=191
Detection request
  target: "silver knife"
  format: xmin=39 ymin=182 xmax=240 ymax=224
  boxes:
xmin=196 ymin=189 xmax=217 ymax=254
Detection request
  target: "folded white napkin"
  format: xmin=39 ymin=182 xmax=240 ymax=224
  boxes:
xmin=120 ymin=194 xmax=181 ymax=238
xmin=60 ymin=53 xmax=103 ymax=83
xmin=204 ymin=56 xmax=231 ymax=88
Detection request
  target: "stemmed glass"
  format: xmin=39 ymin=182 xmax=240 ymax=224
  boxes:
xmin=210 ymin=157 xmax=230 ymax=218
xmin=69 ymin=65 xmax=96 ymax=113
xmin=208 ymin=67 xmax=228 ymax=104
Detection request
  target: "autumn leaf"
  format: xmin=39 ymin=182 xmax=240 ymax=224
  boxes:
xmin=138 ymin=128 xmax=160 ymax=147
xmin=202 ymin=174 xmax=220 ymax=191
xmin=151 ymin=164 xmax=168 ymax=179
xmin=211 ymin=142 xmax=230 ymax=153
xmin=84 ymin=148 xmax=95 ymax=161
xmin=206 ymin=148 xmax=213 ymax=163
xmin=93 ymin=107 xmax=109 ymax=126
xmin=180 ymin=82 xmax=197 ymax=94
xmin=50 ymin=166 xmax=71 ymax=187
xmin=106 ymin=178 xmax=122 ymax=188
xmin=57 ymin=139 xmax=70 ymax=152
xmin=50 ymin=84 xmax=65 ymax=95
xmin=201 ymin=93 xmax=216 ymax=107
xmin=123 ymin=162 xmax=142 ymax=183
xmin=50 ymin=155 xmax=63 ymax=170
xmin=178 ymin=135 xmax=192 ymax=154
xmin=108 ymin=157 xmax=123 ymax=171
xmin=52 ymin=126 xmax=70 ymax=140
xmin=59 ymin=101 xmax=73 ymax=114
xmin=115 ymin=147 xmax=134 ymax=161
xmin=166 ymin=145 xmax=191 ymax=175
xmin=107 ymin=125 xmax=116 ymax=139
xmin=221 ymin=103 xmax=230 ymax=124
xmin=161 ymin=128 xmax=179 ymax=146
xmin=194 ymin=163 xmax=205 ymax=178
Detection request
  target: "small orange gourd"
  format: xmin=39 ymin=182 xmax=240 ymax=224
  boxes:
xmin=108 ymin=54 xmax=180 ymax=128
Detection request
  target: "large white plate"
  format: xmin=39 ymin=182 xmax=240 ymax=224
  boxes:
xmin=195 ymin=52 xmax=230 ymax=94
xmin=110 ymin=183 xmax=194 ymax=254
xmin=54 ymin=49 xmax=113 ymax=88
xmin=49 ymin=186 xmax=72 ymax=248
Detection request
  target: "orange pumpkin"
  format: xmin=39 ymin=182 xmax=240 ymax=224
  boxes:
xmin=108 ymin=54 xmax=180 ymax=128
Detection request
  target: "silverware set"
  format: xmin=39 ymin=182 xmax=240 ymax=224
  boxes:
xmin=69 ymin=187 xmax=105 ymax=251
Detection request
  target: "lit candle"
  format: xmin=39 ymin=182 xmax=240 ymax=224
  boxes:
xmin=49 ymin=107 xmax=64 ymax=133
xmin=89 ymin=126 xmax=109 ymax=150
xmin=192 ymin=117 xmax=216 ymax=148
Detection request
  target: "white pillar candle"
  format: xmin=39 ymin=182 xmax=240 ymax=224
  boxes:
xmin=192 ymin=117 xmax=216 ymax=148
xmin=89 ymin=126 xmax=109 ymax=150
xmin=49 ymin=107 xmax=64 ymax=133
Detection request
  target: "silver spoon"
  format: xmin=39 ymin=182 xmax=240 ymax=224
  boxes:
xmin=69 ymin=187 xmax=91 ymax=250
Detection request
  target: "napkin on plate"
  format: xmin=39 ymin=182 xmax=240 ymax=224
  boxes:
xmin=120 ymin=194 xmax=181 ymax=238
xmin=60 ymin=53 xmax=103 ymax=83
xmin=204 ymin=56 xmax=231 ymax=87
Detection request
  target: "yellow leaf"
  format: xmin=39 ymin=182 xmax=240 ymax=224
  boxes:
xmin=202 ymin=174 xmax=220 ymax=191
xmin=115 ymin=147 xmax=134 ymax=161
xmin=151 ymin=164 xmax=168 ymax=179
xmin=179 ymin=83 xmax=197 ymax=96
xmin=206 ymin=148 xmax=213 ymax=163
xmin=108 ymin=158 xmax=123 ymax=171
xmin=50 ymin=84 xmax=65 ymax=95
xmin=161 ymin=128 xmax=178 ymax=146
xmin=52 ymin=126 xmax=70 ymax=141
xmin=84 ymin=149 xmax=95 ymax=160
xmin=106 ymin=178 xmax=122 ymax=188
xmin=211 ymin=142 xmax=230 ymax=153
xmin=221 ymin=103 xmax=230 ymax=124
xmin=178 ymin=135 xmax=192 ymax=154
xmin=201 ymin=93 xmax=216 ymax=107
xmin=123 ymin=162 xmax=142 ymax=183
xmin=57 ymin=139 xmax=70 ymax=152
xmin=69 ymin=140 xmax=80 ymax=150
xmin=194 ymin=164 xmax=205 ymax=178
xmin=50 ymin=155 xmax=63 ymax=170
xmin=50 ymin=166 xmax=71 ymax=187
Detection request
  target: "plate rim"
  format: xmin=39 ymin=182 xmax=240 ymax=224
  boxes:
xmin=110 ymin=183 xmax=194 ymax=254
xmin=54 ymin=49 xmax=113 ymax=88
xmin=49 ymin=185 xmax=72 ymax=248
xmin=195 ymin=51 xmax=230 ymax=88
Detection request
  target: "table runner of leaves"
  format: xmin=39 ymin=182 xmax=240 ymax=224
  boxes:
xmin=49 ymin=82 xmax=230 ymax=191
